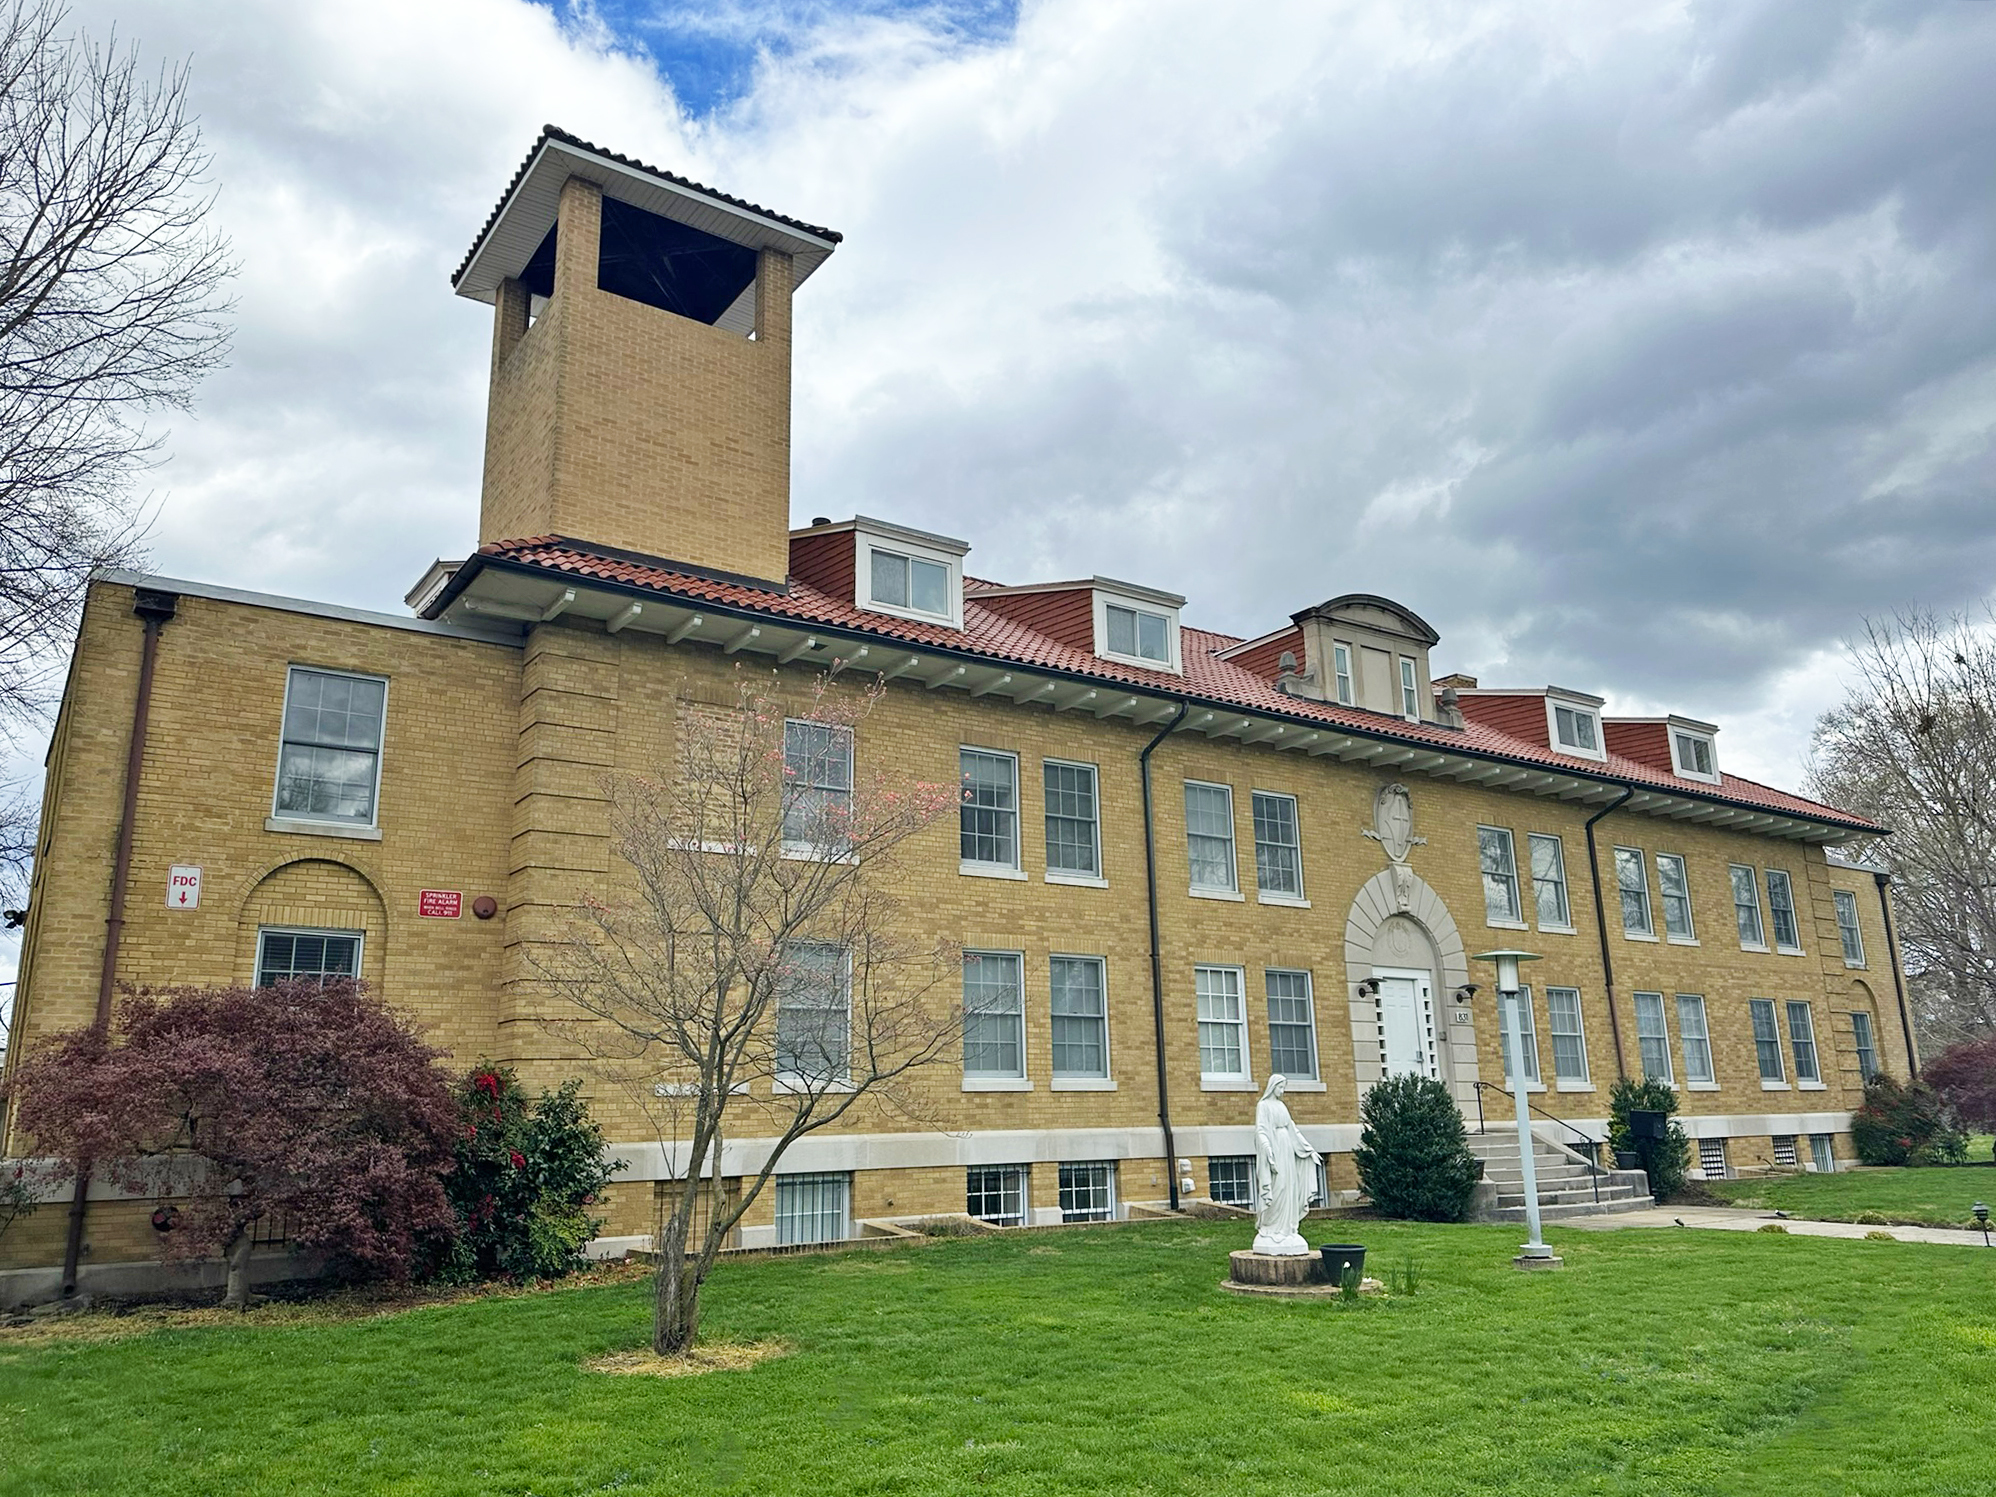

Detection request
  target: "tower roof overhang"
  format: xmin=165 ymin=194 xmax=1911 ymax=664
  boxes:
xmin=452 ymin=126 xmax=842 ymax=306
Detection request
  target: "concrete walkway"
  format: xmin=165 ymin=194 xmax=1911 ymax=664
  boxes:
xmin=1560 ymin=1204 xmax=1996 ymax=1248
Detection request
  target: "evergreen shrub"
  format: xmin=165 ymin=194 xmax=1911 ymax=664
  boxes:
xmin=1608 ymin=1077 xmax=1691 ymax=1200
xmin=1352 ymin=1074 xmax=1482 ymax=1222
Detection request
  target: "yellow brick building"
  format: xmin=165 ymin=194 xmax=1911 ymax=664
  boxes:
xmin=1 ymin=130 xmax=1914 ymax=1276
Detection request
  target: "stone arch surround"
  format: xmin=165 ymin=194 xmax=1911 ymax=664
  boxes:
xmin=233 ymin=856 xmax=389 ymax=991
xmin=1343 ymin=866 xmax=1479 ymax=1109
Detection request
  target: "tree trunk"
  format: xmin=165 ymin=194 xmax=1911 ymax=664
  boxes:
xmin=221 ymin=1228 xmax=254 ymax=1311
xmin=652 ymin=1215 xmax=702 ymax=1355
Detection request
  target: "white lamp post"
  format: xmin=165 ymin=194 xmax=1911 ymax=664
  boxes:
xmin=1472 ymin=948 xmax=1562 ymax=1270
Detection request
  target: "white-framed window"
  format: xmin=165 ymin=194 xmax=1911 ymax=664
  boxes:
xmin=959 ymin=748 xmax=1020 ymax=872
xmin=1195 ymin=965 xmax=1250 ymax=1083
xmin=1043 ymin=759 xmax=1101 ymax=881
xmin=1208 ymin=1155 xmax=1253 ymax=1206
xmin=1676 ymin=994 xmax=1716 ymax=1085
xmin=1697 ymin=1138 xmax=1730 ymax=1180
xmin=1633 ymin=992 xmax=1672 ymax=1083
xmin=1786 ymin=1001 xmax=1821 ymax=1084
xmin=1545 ymin=986 xmax=1588 ymax=1085
xmin=1251 ymin=791 xmax=1304 ymax=901
xmin=1808 ymin=1134 xmax=1836 ymax=1173
xmin=1833 ymin=889 xmax=1866 ymax=966
xmin=1058 ymin=1161 xmax=1116 ymax=1222
xmin=775 ymin=1172 xmax=850 ymax=1244
xmin=775 ymin=941 xmax=851 ymax=1083
xmin=1265 ymin=969 xmax=1317 ymax=1080
xmin=1049 ymin=955 xmax=1109 ymax=1080
xmin=1184 ymin=782 xmax=1238 ymax=894
xmin=1614 ymin=847 xmax=1654 ymax=937
xmin=1547 ymin=696 xmax=1605 ymax=760
xmin=966 ymin=1165 xmax=1027 ymax=1226
xmin=1498 ymin=986 xmax=1541 ymax=1085
xmin=1852 ymin=1011 xmax=1880 ymax=1081
xmin=1771 ymin=1134 xmax=1798 ymax=1168
xmin=781 ymin=719 xmax=854 ymax=855
xmin=1749 ymin=998 xmax=1786 ymax=1083
xmin=963 ymin=951 xmax=1026 ymax=1081
xmin=1766 ymin=870 xmax=1803 ymax=952
xmin=256 ymin=927 xmax=362 ymax=990
xmin=273 ymin=666 xmax=387 ymax=826
xmin=1731 ymin=865 xmax=1766 ymax=949
xmin=1478 ymin=826 xmax=1522 ymax=924
xmin=1654 ymin=853 xmax=1694 ymax=941
xmin=867 ymin=545 xmax=952 ymax=620
xmin=1331 ymin=643 xmax=1354 ymax=705
xmin=1092 ymin=588 xmax=1182 ymax=673
xmin=1528 ymin=833 xmax=1571 ymax=929
xmin=1670 ymin=727 xmax=1719 ymax=783
xmin=1399 ymin=657 xmax=1419 ymax=718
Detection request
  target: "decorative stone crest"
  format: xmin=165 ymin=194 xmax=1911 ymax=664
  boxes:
xmin=1361 ymin=782 xmax=1426 ymax=910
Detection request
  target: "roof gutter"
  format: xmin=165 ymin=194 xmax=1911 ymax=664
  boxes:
xmin=1583 ymin=785 xmax=1636 ymax=1081
xmin=1139 ymin=700 xmax=1190 ymax=1211
xmin=434 ymin=552 xmax=1885 ymax=843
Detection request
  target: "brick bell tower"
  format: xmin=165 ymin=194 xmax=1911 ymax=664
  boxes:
xmin=451 ymin=128 xmax=841 ymax=588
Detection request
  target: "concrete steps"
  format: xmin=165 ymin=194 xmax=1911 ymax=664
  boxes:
xmin=1467 ymin=1129 xmax=1653 ymax=1222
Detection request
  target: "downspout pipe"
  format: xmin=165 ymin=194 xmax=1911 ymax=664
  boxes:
xmin=61 ymin=587 xmax=177 ymax=1299
xmin=1139 ymin=700 xmax=1189 ymax=1211
xmin=1583 ymin=785 xmax=1636 ymax=1081
xmin=1873 ymin=870 xmax=1918 ymax=1080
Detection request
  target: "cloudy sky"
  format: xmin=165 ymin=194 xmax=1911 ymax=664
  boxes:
xmin=8 ymin=0 xmax=1996 ymax=947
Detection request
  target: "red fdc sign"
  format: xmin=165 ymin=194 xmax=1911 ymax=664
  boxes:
xmin=417 ymin=890 xmax=462 ymax=919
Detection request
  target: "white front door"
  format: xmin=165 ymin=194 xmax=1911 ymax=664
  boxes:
xmin=1376 ymin=970 xmax=1436 ymax=1079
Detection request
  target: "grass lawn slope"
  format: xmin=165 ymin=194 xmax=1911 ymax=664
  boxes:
xmin=2 ymin=1219 xmax=1993 ymax=1496
xmin=1707 ymin=1159 xmax=1996 ymax=1228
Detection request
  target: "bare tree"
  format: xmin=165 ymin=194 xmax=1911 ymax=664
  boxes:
xmin=0 ymin=0 xmax=234 ymax=880
xmin=539 ymin=670 xmax=962 ymax=1355
xmin=1808 ymin=610 xmax=1996 ymax=1048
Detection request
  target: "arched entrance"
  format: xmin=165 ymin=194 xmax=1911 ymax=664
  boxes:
xmin=1343 ymin=866 xmax=1478 ymax=1110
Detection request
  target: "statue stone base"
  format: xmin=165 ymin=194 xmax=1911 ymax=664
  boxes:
xmin=1251 ymin=1229 xmax=1310 ymax=1257
xmin=1227 ymin=1249 xmax=1329 ymax=1288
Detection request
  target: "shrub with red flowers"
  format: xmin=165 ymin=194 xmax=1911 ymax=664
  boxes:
xmin=430 ymin=1065 xmax=622 ymax=1283
xmin=1851 ymin=1073 xmax=1966 ymax=1165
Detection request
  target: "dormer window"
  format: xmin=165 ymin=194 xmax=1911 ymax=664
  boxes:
xmin=1092 ymin=582 xmax=1184 ymax=673
xmin=869 ymin=547 xmax=950 ymax=618
xmin=1106 ymin=603 xmax=1169 ymax=663
xmin=1332 ymin=644 xmax=1353 ymax=705
xmin=1670 ymin=724 xmax=1720 ymax=783
xmin=1546 ymin=693 xmax=1607 ymax=762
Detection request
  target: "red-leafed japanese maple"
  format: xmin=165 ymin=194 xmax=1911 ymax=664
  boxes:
xmin=4 ymin=979 xmax=459 ymax=1308
xmin=1926 ymin=1032 xmax=1996 ymax=1151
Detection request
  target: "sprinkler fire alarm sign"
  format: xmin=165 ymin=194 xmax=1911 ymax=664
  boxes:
xmin=166 ymin=866 xmax=202 ymax=909
xmin=418 ymin=890 xmax=462 ymax=919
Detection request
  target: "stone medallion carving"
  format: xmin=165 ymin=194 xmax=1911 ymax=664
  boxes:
xmin=1361 ymin=782 xmax=1427 ymax=910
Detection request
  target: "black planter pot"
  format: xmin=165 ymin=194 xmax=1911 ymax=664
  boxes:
xmin=1319 ymin=1243 xmax=1366 ymax=1282
xmin=1614 ymin=1150 xmax=1642 ymax=1171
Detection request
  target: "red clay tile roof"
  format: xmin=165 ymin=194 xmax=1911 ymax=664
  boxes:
xmin=459 ymin=537 xmax=1882 ymax=836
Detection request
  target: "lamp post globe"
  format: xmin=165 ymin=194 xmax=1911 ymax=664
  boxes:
xmin=1471 ymin=948 xmax=1560 ymax=1270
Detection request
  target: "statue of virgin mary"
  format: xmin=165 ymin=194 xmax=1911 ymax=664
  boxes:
xmin=1252 ymin=1074 xmax=1321 ymax=1256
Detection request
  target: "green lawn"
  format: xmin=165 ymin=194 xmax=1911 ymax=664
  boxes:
xmin=3 ymin=1219 xmax=1994 ymax=1496
xmin=1707 ymin=1160 xmax=1996 ymax=1228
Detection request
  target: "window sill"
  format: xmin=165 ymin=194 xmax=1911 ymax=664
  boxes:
xmin=1050 ymin=1077 xmax=1116 ymax=1091
xmin=1554 ymin=1080 xmax=1595 ymax=1093
xmin=1097 ymin=648 xmax=1181 ymax=675
xmin=1537 ymin=924 xmax=1577 ymax=937
xmin=1621 ymin=929 xmax=1659 ymax=943
xmin=1666 ymin=935 xmax=1700 ymax=947
xmin=1256 ymin=893 xmax=1311 ymax=909
xmin=1759 ymin=1080 xmax=1791 ymax=1091
xmin=1188 ymin=886 xmax=1244 ymax=903
xmin=1775 ymin=946 xmax=1807 ymax=957
xmin=782 ymin=844 xmax=858 ymax=865
xmin=1199 ymin=1077 xmax=1257 ymax=1091
xmin=1498 ymin=1081 xmax=1549 ymax=1094
xmin=774 ymin=1076 xmax=855 ymax=1095
xmin=1738 ymin=942 xmax=1769 ymax=954
xmin=1484 ymin=917 xmax=1529 ymax=932
xmin=1797 ymin=1080 xmax=1827 ymax=1091
xmin=1686 ymin=1080 xmax=1722 ymax=1092
xmin=960 ymin=863 xmax=1027 ymax=881
xmin=266 ymin=816 xmax=382 ymax=842
xmin=1045 ymin=871 xmax=1108 ymax=889
xmin=1277 ymin=1078 xmax=1326 ymax=1092
xmin=962 ymin=1076 xmax=1033 ymax=1092
xmin=1843 ymin=960 xmax=1868 ymax=970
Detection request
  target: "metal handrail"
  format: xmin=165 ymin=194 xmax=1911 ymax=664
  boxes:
xmin=1469 ymin=1080 xmax=1602 ymax=1207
